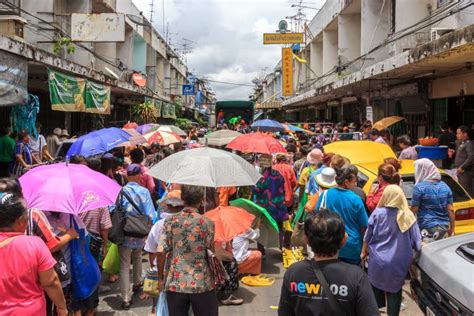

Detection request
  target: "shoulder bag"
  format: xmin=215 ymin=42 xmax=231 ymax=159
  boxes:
xmin=206 ymin=249 xmax=229 ymax=286
xmin=310 ymin=260 xmax=345 ymax=315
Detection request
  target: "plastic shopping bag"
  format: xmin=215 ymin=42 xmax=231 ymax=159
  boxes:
xmin=156 ymin=292 xmax=169 ymax=316
xmin=102 ymin=242 xmax=120 ymax=275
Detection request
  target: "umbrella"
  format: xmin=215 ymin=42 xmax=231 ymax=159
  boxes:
xmin=66 ymin=127 xmax=131 ymax=159
xmin=148 ymin=147 xmax=261 ymax=187
xmin=373 ymin=116 xmax=405 ymax=131
xmin=203 ymin=130 xmax=242 ymax=147
xmin=144 ymin=130 xmax=182 ymax=145
xmin=283 ymin=124 xmax=316 ymax=135
xmin=229 ymin=198 xmax=279 ymax=232
xmin=251 ymin=119 xmax=285 ymax=132
xmin=204 ymin=206 xmax=255 ymax=242
xmin=123 ymin=122 xmax=139 ymax=129
xmin=120 ymin=128 xmax=147 ymax=147
xmin=158 ymin=125 xmax=186 ymax=137
xmin=226 ymin=132 xmax=287 ymax=154
xmin=19 ymin=163 xmax=121 ymax=214
xmin=136 ymin=123 xmax=160 ymax=135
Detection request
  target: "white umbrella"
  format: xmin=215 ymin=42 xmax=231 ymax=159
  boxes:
xmin=158 ymin=125 xmax=186 ymax=137
xmin=203 ymin=130 xmax=242 ymax=147
xmin=147 ymin=147 xmax=261 ymax=187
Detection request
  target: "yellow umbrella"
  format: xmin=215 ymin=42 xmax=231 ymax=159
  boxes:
xmin=373 ymin=116 xmax=405 ymax=131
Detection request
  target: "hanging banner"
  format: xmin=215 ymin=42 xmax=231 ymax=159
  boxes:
xmin=84 ymin=81 xmax=111 ymax=114
xmin=0 ymin=51 xmax=28 ymax=107
xmin=282 ymin=48 xmax=293 ymax=97
xmin=48 ymin=69 xmax=86 ymax=112
xmin=161 ymin=102 xmax=176 ymax=119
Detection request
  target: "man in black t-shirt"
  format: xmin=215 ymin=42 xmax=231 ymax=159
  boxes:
xmin=278 ymin=209 xmax=379 ymax=316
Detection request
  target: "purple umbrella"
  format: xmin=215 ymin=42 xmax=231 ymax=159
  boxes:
xmin=19 ymin=163 xmax=121 ymax=214
xmin=136 ymin=123 xmax=159 ymax=135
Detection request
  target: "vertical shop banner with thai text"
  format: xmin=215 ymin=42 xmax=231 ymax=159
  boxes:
xmin=84 ymin=81 xmax=111 ymax=114
xmin=48 ymin=69 xmax=86 ymax=112
xmin=282 ymin=48 xmax=293 ymax=97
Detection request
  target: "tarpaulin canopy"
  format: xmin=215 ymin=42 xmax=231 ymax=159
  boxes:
xmin=0 ymin=51 xmax=28 ymax=107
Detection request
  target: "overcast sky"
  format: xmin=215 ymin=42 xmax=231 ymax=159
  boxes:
xmin=132 ymin=0 xmax=325 ymax=101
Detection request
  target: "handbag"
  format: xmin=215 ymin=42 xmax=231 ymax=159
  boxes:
xmin=121 ymin=189 xmax=152 ymax=238
xmin=206 ymin=249 xmax=229 ymax=286
xmin=156 ymin=292 xmax=169 ymax=316
xmin=70 ymin=217 xmax=101 ymax=300
xmin=310 ymin=260 xmax=345 ymax=315
xmin=26 ymin=210 xmax=70 ymax=282
xmin=143 ymin=269 xmax=160 ymax=297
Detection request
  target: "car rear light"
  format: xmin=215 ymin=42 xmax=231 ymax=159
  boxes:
xmin=455 ymin=208 xmax=474 ymax=221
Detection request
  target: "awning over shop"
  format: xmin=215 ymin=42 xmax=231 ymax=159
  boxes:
xmin=256 ymin=100 xmax=282 ymax=109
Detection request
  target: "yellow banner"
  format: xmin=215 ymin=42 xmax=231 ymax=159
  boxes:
xmin=282 ymin=48 xmax=293 ymax=97
xmin=263 ymin=33 xmax=304 ymax=44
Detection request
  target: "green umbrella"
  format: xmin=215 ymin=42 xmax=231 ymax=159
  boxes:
xmin=229 ymin=198 xmax=279 ymax=232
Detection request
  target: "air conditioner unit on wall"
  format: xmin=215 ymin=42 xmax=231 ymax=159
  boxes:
xmin=431 ymin=27 xmax=454 ymax=41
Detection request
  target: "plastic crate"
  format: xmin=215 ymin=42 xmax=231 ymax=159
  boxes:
xmin=416 ymin=146 xmax=448 ymax=160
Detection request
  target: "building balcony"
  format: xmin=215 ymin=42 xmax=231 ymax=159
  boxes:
xmin=92 ymin=0 xmax=116 ymax=13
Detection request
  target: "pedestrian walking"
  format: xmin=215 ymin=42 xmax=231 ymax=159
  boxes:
xmin=315 ymin=165 xmax=368 ymax=265
xmin=0 ymin=127 xmax=15 ymax=177
xmin=46 ymin=128 xmax=63 ymax=160
xmin=411 ymin=158 xmax=455 ymax=242
xmin=156 ymin=184 xmax=218 ymax=316
xmin=366 ymin=163 xmax=401 ymax=213
xmin=278 ymin=209 xmax=379 ymax=316
xmin=454 ymin=125 xmax=473 ymax=196
xmin=438 ymin=122 xmax=456 ymax=169
xmin=118 ymin=164 xmax=156 ymax=309
xmin=0 ymin=191 xmax=68 ymax=316
xmin=12 ymin=130 xmax=40 ymax=177
xmin=273 ymin=153 xmax=297 ymax=209
xmin=362 ymin=185 xmax=422 ymax=316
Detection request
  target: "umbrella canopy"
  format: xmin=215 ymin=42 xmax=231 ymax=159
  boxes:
xmin=251 ymin=119 xmax=285 ymax=132
xmin=144 ymin=130 xmax=182 ymax=145
xmin=136 ymin=123 xmax=160 ymax=135
xmin=148 ymin=147 xmax=261 ymax=187
xmin=283 ymin=124 xmax=316 ymax=135
xmin=203 ymin=130 xmax=242 ymax=147
xmin=204 ymin=206 xmax=255 ymax=242
xmin=158 ymin=125 xmax=186 ymax=137
xmin=123 ymin=122 xmax=139 ymax=129
xmin=120 ymin=128 xmax=147 ymax=146
xmin=373 ymin=116 xmax=405 ymax=131
xmin=229 ymin=198 xmax=279 ymax=232
xmin=66 ymin=127 xmax=131 ymax=159
xmin=19 ymin=163 xmax=121 ymax=214
xmin=226 ymin=132 xmax=287 ymax=154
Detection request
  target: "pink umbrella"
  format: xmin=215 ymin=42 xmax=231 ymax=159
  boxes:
xmin=19 ymin=163 xmax=121 ymax=214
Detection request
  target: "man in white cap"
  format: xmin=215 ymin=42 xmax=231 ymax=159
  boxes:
xmin=47 ymin=128 xmax=63 ymax=159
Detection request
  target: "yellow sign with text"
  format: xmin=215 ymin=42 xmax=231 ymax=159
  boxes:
xmin=282 ymin=48 xmax=293 ymax=97
xmin=263 ymin=33 xmax=304 ymax=44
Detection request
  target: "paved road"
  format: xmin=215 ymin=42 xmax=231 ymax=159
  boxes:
xmin=97 ymin=248 xmax=423 ymax=315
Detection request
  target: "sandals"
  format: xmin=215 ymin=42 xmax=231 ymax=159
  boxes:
xmin=241 ymin=274 xmax=275 ymax=287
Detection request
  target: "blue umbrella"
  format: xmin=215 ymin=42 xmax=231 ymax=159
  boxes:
xmin=66 ymin=127 xmax=131 ymax=159
xmin=251 ymin=119 xmax=285 ymax=132
xmin=136 ymin=123 xmax=159 ymax=135
xmin=286 ymin=124 xmax=306 ymax=132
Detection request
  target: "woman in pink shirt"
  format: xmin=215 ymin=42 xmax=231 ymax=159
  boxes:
xmin=0 ymin=191 xmax=67 ymax=316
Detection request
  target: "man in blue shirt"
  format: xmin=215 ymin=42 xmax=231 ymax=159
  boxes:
xmin=118 ymin=164 xmax=156 ymax=309
xmin=315 ymin=165 xmax=368 ymax=265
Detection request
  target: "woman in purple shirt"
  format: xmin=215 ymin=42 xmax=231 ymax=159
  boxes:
xmin=361 ymin=185 xmax=421 ymax=316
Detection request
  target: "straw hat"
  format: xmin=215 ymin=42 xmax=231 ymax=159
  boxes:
xmin=316 ymin=167 xmax=337 ymax=188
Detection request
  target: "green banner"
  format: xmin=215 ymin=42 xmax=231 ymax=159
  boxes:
xmin=161 ymin=102 xmax=176 ymax=119
xmin=84 ymin=81 xmax=111 ymax=114
xmin=48 ymin=69 xmax=86 ymax=112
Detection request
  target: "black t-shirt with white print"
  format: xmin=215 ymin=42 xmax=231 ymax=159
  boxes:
xmin=278 ymin=259 xmax=379 ymax=316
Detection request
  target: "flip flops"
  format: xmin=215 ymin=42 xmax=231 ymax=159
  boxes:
xmin=241 ymin=274 xmax=276 ymax=287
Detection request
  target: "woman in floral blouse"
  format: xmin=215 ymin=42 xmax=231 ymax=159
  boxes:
xmin=157 ymin=184 xmax=217 ymax=316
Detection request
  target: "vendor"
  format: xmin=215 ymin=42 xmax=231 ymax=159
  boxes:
xmin=232 ymin=228 xmax=262 ymax=275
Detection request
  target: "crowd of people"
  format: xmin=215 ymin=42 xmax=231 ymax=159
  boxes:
xmin=0 ymin=119 xmax=472 ymax=316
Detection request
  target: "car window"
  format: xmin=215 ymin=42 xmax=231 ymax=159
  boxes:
xmin=401 ymin=175 xmax=470 ymax=203
xmin=357 ymin=171 xmax=369 ymax=189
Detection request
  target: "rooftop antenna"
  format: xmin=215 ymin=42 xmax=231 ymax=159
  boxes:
xmin=149 ymin=0 xmax=155 ymax=23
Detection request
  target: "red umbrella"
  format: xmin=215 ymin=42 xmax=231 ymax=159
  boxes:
xmin=144 ymin=130 xmax=182 ymax=145
xmin=226 ymin=132 xmax=287 ymax=154
xmin=205 ymin=206 xmax=255 ymax=242
xmin=123 ymin=122 xmax=138 ymax=129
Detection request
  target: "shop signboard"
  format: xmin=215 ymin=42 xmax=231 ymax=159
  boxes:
xmin=282 ymin=48 xmax=293 ymax=97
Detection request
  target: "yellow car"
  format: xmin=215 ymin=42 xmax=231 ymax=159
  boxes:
xmin=324 ymin=141 xmax=474 ymax=235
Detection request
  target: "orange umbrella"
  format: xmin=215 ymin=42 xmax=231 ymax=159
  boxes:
xmin=204 ymin=206 xmax=255 ymax=242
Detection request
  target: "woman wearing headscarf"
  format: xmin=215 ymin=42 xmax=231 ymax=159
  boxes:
xmin=361 ymin=185 xmax=421 ymax=316
xmin=411 ymin=158 xmax=455 ymax=242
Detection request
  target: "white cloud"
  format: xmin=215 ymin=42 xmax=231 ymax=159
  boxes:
xmin=132 ymin=0 xmax=326 ymax=100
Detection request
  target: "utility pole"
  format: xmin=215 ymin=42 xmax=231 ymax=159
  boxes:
xmin=179 ymin=38 xmax=194 ymax=64
xmin=149 ymin=0 xmax=155 ymax=23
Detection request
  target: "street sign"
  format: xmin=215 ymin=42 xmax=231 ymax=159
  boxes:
xmin=366 ymin=106 xmax=373 ymax=123
xmin=263 ymin=33 xmax=304 ymax=44
xmin=182 ymin=84 xmax=195 ymax=95
xmin=282 ymin=48 xmax=293 ymax=96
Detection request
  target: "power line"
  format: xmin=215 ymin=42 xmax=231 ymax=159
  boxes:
xmin=204 ymin=79 xmax=254 ymax=87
